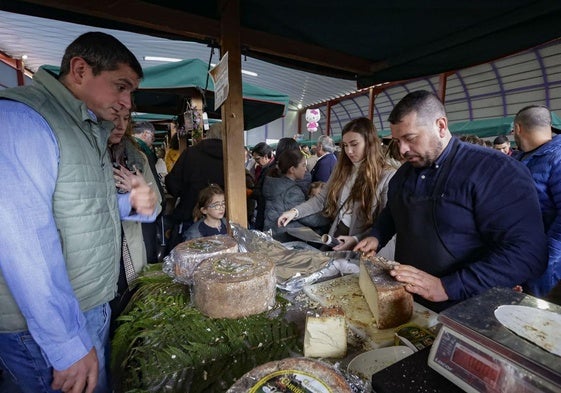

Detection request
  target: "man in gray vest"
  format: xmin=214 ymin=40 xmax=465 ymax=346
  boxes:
xmin=0 ymin=32 xmax=157 ymax=393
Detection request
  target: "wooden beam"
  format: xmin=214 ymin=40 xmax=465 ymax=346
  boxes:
xmin=239 ymin=29 xmax=374 ymax=75
xmin=438 ymin=72 xmax=454 ymax=103
xmin=219 ymin=0 xmax=247 ymax=228
xmin=326 ymin=102 xmax=332 ymax=136
xmin=368 ymin=88 xmax=375 ymax=121
xmin=15 ymin=59 xmax=25 ymax=86
xmin=20 ymin=0 xmax=375 ymax=76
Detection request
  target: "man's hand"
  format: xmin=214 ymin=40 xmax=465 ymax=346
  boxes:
xmin=390 ymin=265 xmax=448 ymax=302
xmin=51 ymin=348 xmax=98 ymax=393
xmin=129 ymin=175 xmax=157 ymax=216
xmin=353 ymin=236 xmax=379 ymax=257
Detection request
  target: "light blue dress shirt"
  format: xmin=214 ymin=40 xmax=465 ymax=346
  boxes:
xmin=0 ymin=100 xmax=155 ymax=370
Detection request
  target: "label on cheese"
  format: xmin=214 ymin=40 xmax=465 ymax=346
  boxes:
xmin=249 ymin=370 xmax=333 ymax=393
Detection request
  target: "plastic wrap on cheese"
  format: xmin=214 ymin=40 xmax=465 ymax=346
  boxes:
xmin=162 ymin=234 xmax=238 ymax=285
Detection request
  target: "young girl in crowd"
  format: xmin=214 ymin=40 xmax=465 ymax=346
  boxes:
xmin=277 ymin=117 xmax=396 ymax=251
xmin=183 ymin=184 xmax=228 ymax=240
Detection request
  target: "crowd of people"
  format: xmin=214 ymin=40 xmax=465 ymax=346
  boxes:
xmin=1 ymin=31 xmax=560 ymax=393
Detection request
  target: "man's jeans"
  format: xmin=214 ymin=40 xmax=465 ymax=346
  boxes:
xmin=0 ymin=302 xmax=111 ymax=393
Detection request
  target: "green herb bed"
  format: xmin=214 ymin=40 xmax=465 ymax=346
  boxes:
xmin=111 ymin=264 xmax=300 ymax=392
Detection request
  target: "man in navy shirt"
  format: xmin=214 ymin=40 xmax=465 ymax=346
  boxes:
xmin=355 ymin=90 xmax=547 ymax=311
xmin=311 ymin=135 xmax=337 ymax=183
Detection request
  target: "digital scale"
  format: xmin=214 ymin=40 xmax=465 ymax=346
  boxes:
xmin=428 ymin=287 xmax=561 ymax=393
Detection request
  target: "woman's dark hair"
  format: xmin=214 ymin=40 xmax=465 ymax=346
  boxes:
xmin=276 ymin=149 xmax=304 ymax=175
xmin=251 ymin=142 xmax=273 ymax=159
xmin=59 ymin=32 xmax=143 ymax=78
xmin=275 ymin=137 xmax=300 ymax=158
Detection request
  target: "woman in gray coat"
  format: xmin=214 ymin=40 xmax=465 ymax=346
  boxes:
xmin=263 ymin=149 xmax=329 ymax=242
xmin=278 ymin=118 xmax=396 ymax=251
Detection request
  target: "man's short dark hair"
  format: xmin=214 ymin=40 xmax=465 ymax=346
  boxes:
xmin=388 ymin=90 xmax=446 ymax=126
xmin=493 ymin=135 xmax=509 ymax=145
xmin=514 ymin=105 xmax=552 ymax=130
xmin=251 ymin=142 xmax=273 ymax=159
xmin=59 ymin=32 xmax=143 ymax=79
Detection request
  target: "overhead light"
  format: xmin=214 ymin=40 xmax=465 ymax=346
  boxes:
xmin=210 ymin=63 xmax=258 ymax=77
xmin=144 ymin=56 xmax=182 ymax=62
xmin=297 ymin=104 xmax=303 ymax=109
xmin=21 ymin=54 xmax=28 ymax=60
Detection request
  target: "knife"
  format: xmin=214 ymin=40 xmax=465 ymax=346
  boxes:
xmin=285 ymin=226 xmax=324 ymax=244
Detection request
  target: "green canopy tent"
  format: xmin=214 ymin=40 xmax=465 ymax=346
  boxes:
xmin=41 ymin=60 xmax=289 ymax=131
xmin=449 ymin=113 xmax=561 ymax=137
xmin=134 ymin=58 xmax=289 ymax=131
xmin=377 ymin=112 xmax=561 ymax=139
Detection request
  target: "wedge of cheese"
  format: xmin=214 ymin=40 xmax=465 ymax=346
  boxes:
xmin=304 ymin=307 xmax=347 ymax=358
xmin=359 ymin=257 xmax=413 ymax=329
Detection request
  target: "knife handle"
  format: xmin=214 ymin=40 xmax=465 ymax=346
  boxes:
xmin=321 ymin=234 xmax=340 ymax=247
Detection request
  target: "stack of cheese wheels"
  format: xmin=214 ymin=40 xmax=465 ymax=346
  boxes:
xmin=358 ymin=256 xmax=413 ymax=329
xmin=171 ymin=235 xmax=238 ymax=284
xmin=193 ymin=252 xmax=276 ymax=319
xmin=227 ymin=357 xmax=353 ymax=392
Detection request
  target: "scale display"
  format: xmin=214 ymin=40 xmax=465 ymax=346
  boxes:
xmin=429 ymin=326 xmax=557 ymax=393
xmin=426 ymin=288 xmax=561 ymax=393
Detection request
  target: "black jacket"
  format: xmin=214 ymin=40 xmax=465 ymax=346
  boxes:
xmin=166 ymin=139 xmax=224 ymax=223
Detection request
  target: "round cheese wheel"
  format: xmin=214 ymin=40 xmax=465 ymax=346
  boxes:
xmin=193 ymin=252 xmax=276 ymax=318
xmin=227 ymin=357 xmax=353 ymax=392
xmin=171 ymin=234 xmax=238 ymax=284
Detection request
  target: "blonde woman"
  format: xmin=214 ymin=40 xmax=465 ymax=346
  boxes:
xmin=278 ymin=117 xmax=396 ymax=251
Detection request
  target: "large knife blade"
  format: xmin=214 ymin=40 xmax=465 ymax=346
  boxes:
xmin=285 ymin=226 xmax=324 ymax=244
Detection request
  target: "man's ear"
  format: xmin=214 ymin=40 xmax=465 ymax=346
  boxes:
xmin=68 ymin=57 xmax=90 ymax=86
xmin=436 ymin=116 xmax=448 ymax=137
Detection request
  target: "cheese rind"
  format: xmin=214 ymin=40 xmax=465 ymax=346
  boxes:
xmin=193 ymin=252 xmax=276 ymax=319
xmin=359 ymin=257 xmax=413 ymax=329
xmin=169 ymin=235 xmax=238 ymax=284
xmin=227 ymin=357 xmax=353 ymax=392
xmin=304 ymin=307 xmax=347 ymax=358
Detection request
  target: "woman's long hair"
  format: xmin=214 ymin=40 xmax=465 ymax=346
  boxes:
xmin=323 ymin=117 xmax=387 ymax=229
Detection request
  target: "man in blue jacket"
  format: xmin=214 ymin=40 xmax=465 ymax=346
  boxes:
xmin=355 ymin=90 xmax=547 ymax=312
xmin=513 ymin=105 xmax=561 ymax=298
xmin=311 ymin=135 xmax=337 ymax=182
